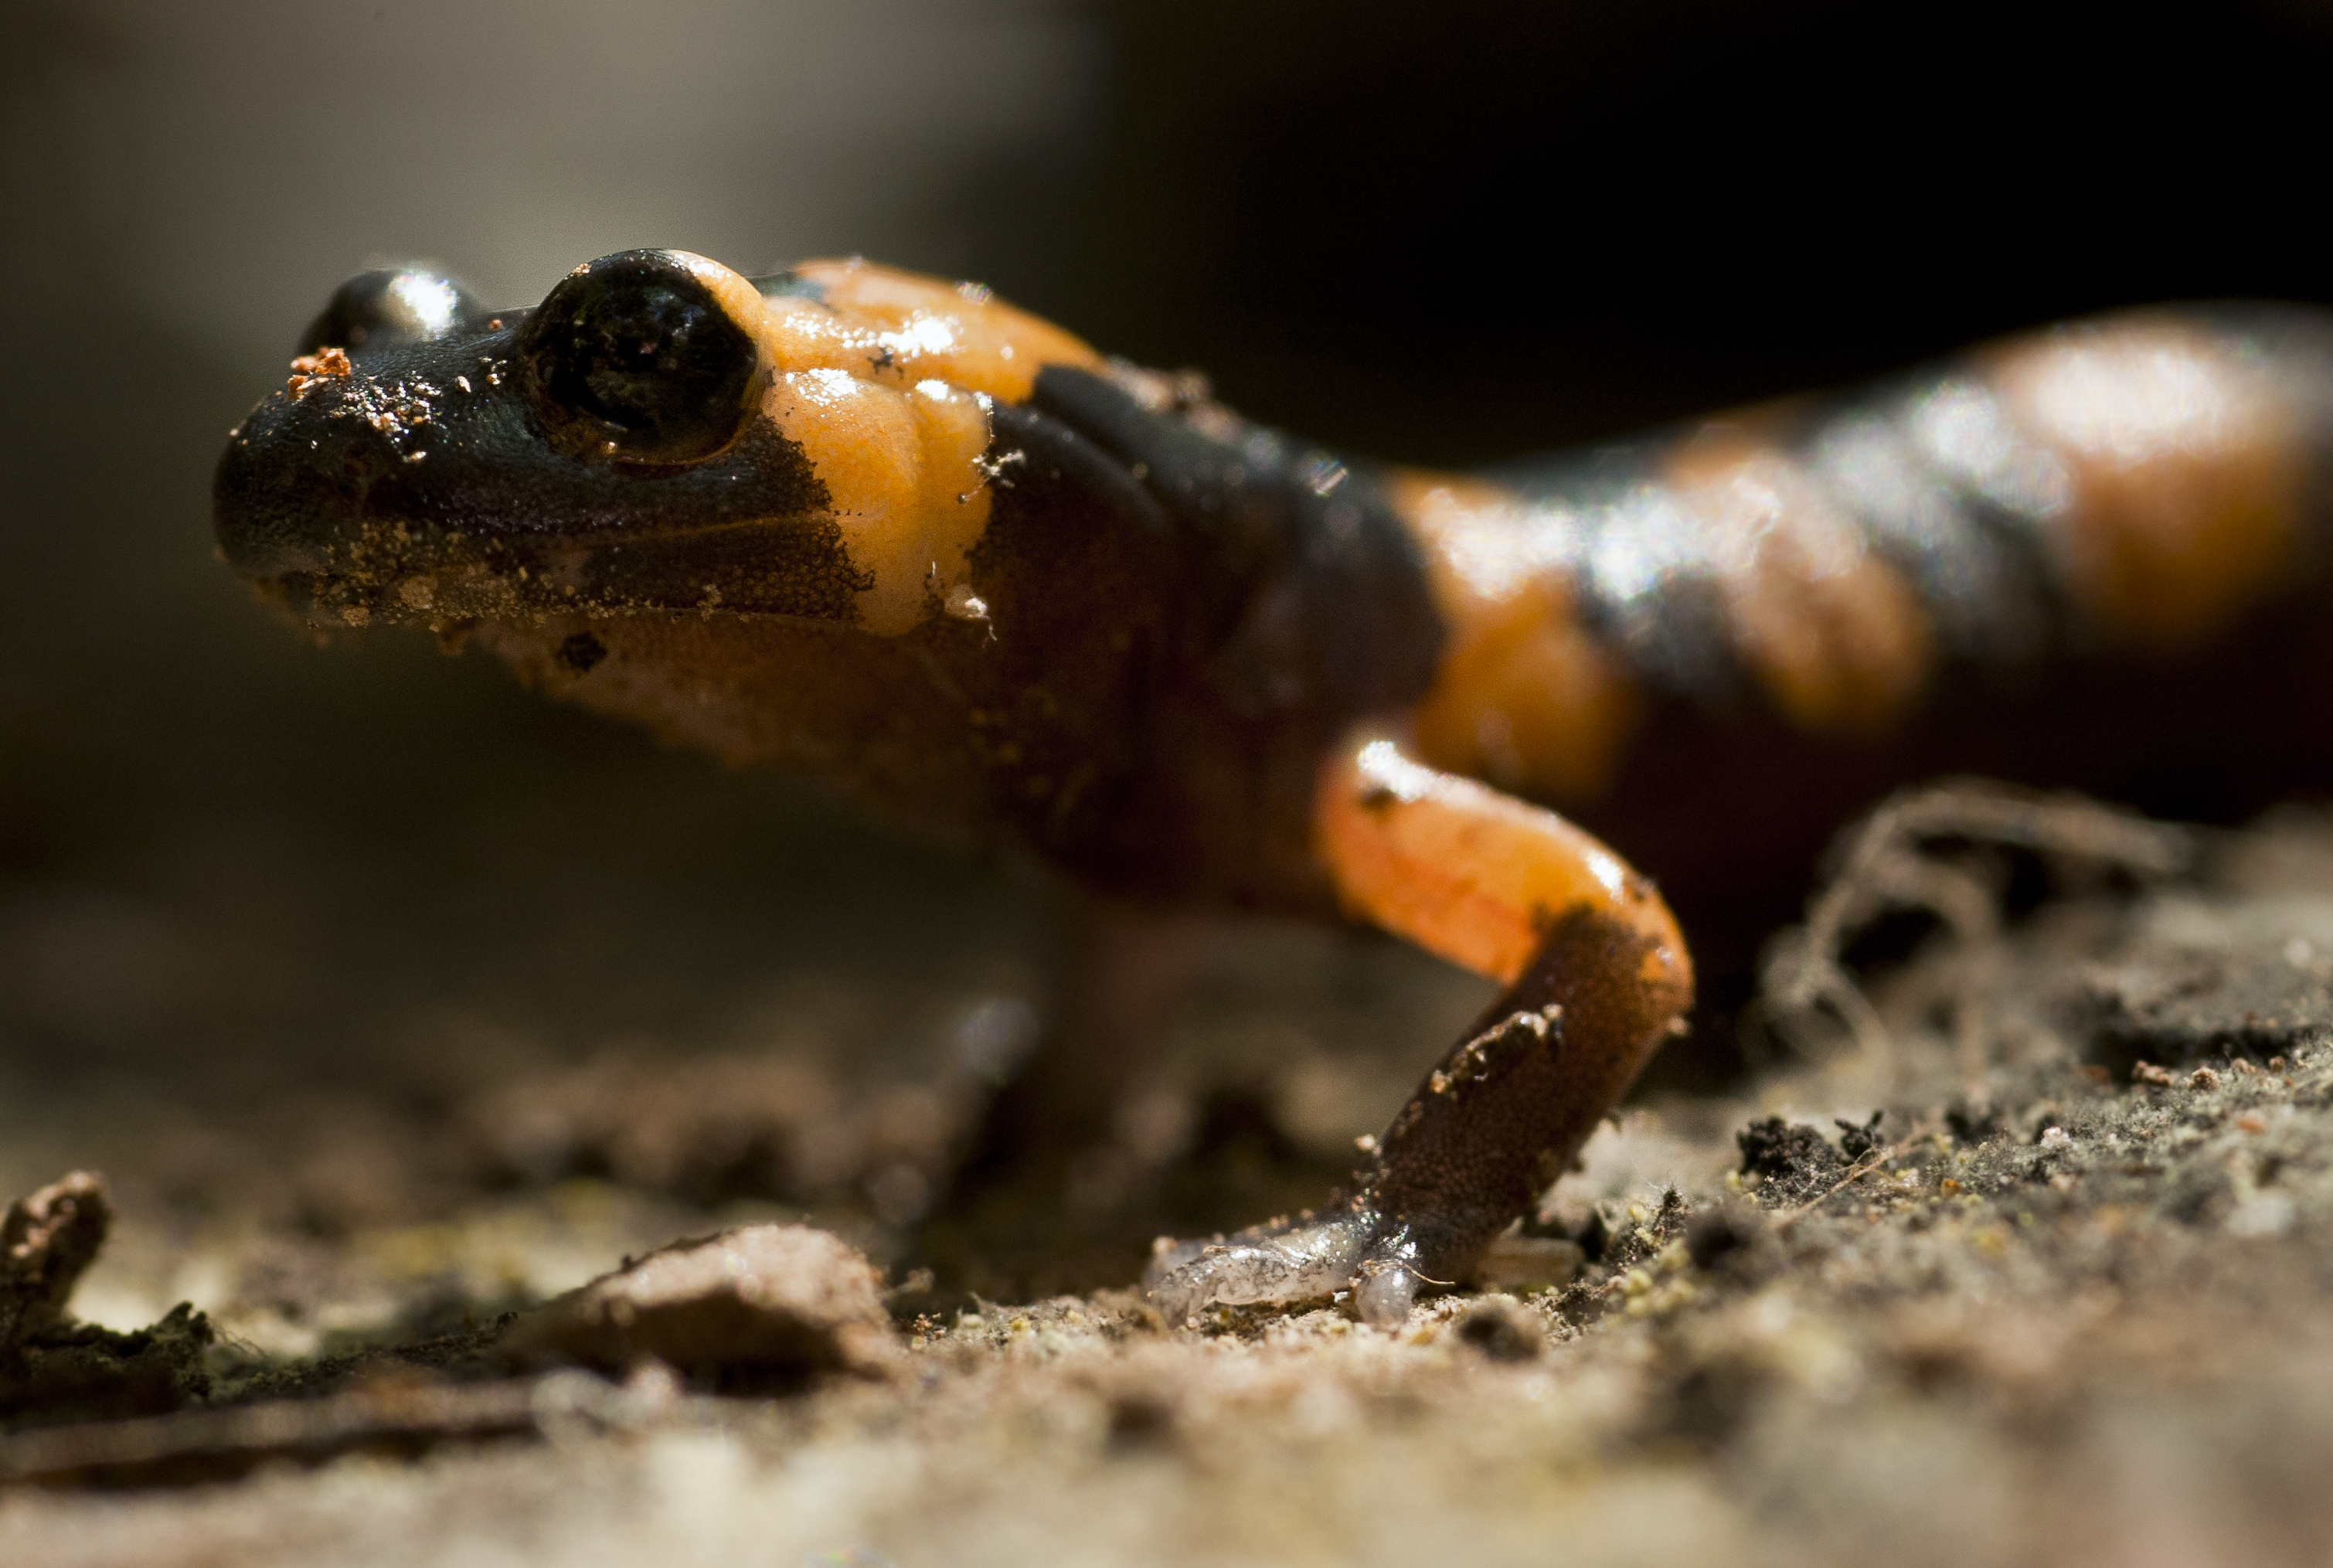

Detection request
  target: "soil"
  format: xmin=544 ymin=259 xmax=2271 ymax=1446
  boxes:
xmin=5 ymin=789 xmax=2333 ymax=1563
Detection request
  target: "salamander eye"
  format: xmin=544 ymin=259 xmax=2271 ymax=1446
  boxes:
xmin=299 ymin=266 xmax=491 ymax=359
xmin=515 ymin=249 xmax=765 ymax=464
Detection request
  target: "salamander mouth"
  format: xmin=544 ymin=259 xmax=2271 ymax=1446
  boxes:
xmin=214 ymin=332 xmax=859 ymax=630
xmin=240 ymin=512 xmax=869 ymax=632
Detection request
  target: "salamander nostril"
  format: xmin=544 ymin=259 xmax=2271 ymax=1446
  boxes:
xmin=514 ymin=249 xmax=763 ymax=466
xmin=298 ymin=265 xmax=493 ymax=361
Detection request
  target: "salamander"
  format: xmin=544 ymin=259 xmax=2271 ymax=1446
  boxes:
xmin=213 ymin=249 xmax=2333 ymax=1325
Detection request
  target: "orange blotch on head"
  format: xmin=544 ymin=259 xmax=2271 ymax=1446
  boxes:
xmin=1314 ymin=734 xmax=1687 ymax=995
xmin=1665 ymin=434 xmax=1935 ymax=736
xmin=792 ymin=259 xmax=1100 ymax=403
xmin=729 ymin=256 xmax=1101 ymax=634
xmin=1390 ymin=473 xmax=1642 ymax=803
xmin=760 ymin=369 xmax=993 ymax=636
xmin=1985 ymin=320 xmax=2303 ymax=649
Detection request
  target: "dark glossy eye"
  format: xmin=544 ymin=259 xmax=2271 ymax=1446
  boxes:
xmin=515 ymin=250 xmax=763 ymax=464
xmin=299 ymin=266 xmax=493 ymax=360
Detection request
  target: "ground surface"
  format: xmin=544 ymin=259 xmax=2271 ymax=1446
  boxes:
xmin=5 ymin=791 xmax=2333 ymax=1565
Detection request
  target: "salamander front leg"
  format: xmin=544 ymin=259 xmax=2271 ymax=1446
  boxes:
xmin=1144 ymin=736 xmax=1693 ymax=1326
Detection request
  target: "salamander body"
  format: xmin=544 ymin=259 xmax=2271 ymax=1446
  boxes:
xmin=214 ymin=250 xmax=2333 ymax=1322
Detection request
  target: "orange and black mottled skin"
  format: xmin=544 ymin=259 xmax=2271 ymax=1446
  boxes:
xmin=216 ymin=264 xmax=1442 ymax=913
xmin=1426 ymin=307 xmax=2333 ymax=1015
xmin=215 ymin=251 xmax=2333 ymax=1323
xmin=1009 ymin=365 xmax=1443 ymax=905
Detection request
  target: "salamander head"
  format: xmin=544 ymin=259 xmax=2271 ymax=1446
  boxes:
xmin=214 ymin=249 xmax=1099 ymax=636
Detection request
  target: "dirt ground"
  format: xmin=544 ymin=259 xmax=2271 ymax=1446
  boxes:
xmin=4 ymin=786 xmax=2333 ymax=1566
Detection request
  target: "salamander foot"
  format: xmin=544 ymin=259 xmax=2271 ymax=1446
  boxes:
xmin=1143 ymin=1189 xmax=1432 ymax=1327
xmin=1144 ymin=906 xmax=1691 ymax=1328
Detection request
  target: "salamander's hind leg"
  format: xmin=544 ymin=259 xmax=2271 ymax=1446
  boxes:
xmin=1144 ymin=736 xmax=1693 ymax=1325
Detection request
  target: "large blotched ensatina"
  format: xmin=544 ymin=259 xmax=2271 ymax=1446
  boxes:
xmin=213 ymin=250 xmax=2333 ymax=1323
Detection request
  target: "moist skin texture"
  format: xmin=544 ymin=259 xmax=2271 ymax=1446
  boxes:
xmin=1395 ymin=313 xmax=2324 ymax=816
xmin=215 ymin=256 xmax=2333 ymax=1325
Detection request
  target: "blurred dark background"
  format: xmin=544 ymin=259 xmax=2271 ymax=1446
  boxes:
xmin=3 ymin=0 xmax=2331 ymax=1280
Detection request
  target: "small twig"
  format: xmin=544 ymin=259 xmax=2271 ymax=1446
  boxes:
xmin=1762 ymin=781 xmax=2196 ymax=1083
xmin=0 ymin=1370 xmax=691 ymax=1488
